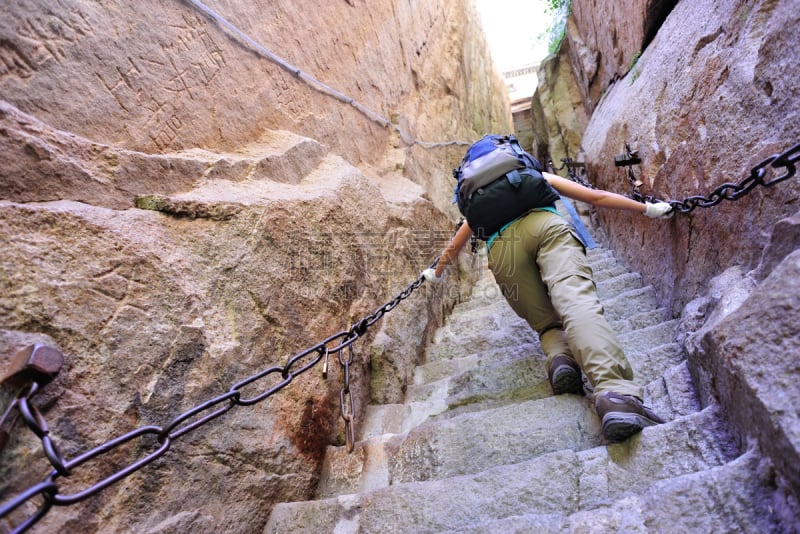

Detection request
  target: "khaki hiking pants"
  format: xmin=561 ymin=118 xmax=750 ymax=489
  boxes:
xmin=486 ymin=210 xmax=642 ymax=399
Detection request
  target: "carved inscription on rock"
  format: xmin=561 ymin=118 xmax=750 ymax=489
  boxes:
xmin=0 ymin=1 xmax=229 ymax=152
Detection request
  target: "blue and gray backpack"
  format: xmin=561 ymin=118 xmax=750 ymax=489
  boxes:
xmin=453 ymin=134 xmax=560 ymax=240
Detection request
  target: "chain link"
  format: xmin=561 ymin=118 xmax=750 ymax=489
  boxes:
xmin=664 ymin=142 xmax=800 ymax=213
xmin=338 ymin=342 xmax=355 ymax=453
xmin=11 ymin=142 xmax=794 ymax=530
xmin=554 ymin=157 xmax=595 ymax=189
xmin=0 ymin=263 xmax=436 ymax=533
xmin=554 ymin=142 xmax=799 ymax=213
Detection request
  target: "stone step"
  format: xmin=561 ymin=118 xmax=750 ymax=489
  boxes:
xmin=609 ymin=307 xmax=671 ymax=334
xmin=627 ymin=341 xmax=685 ymax=386
xmin=602 ymin=285 xmax=659 ymax=321
xmin=618 ymin=319 xmax=678 ymax=355
xmin=410 ymin=340 xmax=684 ymax=420
xmin=429 ymin=312 xmax=676 ymax=381
xmin=585 ymin=246 xmax=610 ymax=260
xmin=387 ymin=394 xmax=602 ymax=484
xmin=357 ymin=400 xmax=447 ymax=442
xmin=593 ymin=262 xmax=629 ymax=282
xmin=588 ymin=253 xmax=620 ymax=273
xmin=596 ymin=272 xmax=644 ymax=299
xmin=274 ymin=406 xmax=742 ymax=531
xmin=413 ymin=342 xmax=540 ymax=385
xmin=316 ymin=374 xmax=712 ymax=499
xmin=436 ymin=284 xmax=668 ymax=359
xmin=644 ymin=360 xmax=701 ymax=421
xmin=406 ymin=349 xmax=550 ymax=408
xmin=425 ymin=323 xmax=537 ymax=362
xmin=433 ymin=300 xmax=522 ymax=344
xmin=440 ymin=448 xmax=782 ymax=534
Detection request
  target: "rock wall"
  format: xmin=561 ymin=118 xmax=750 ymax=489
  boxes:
xmin=568 ymin=0 xmax=678 ymax=113
xmin=535 ymin=0 xmax=798 ymax=311
xmin=0 ymin=1 xmax=509 ymax=532
xmin=531 ymin=0 xmax=800 ymax=506
xmin=530 ymin=25 xmax=589 ymax=167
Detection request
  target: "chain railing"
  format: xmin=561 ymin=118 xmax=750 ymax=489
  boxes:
xmin=554 ymin=142 xmax=800 ymax=213
xmin=3 ymin=140 xmax=798 ymax=531
xmin=0 ymin=263 xmax=434 ymax=533
xmin=662 ymin=142 xmax=800 ymax=213
xmin=552 ymin=157 xmax=593 ymax=188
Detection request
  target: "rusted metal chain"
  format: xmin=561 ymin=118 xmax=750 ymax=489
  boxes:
xmin=0 ymin=263 xmax=435 ymax=534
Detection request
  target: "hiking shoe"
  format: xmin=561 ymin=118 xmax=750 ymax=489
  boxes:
xmin=595 ymin=391 xmax=666 ymax=442
xmin=547 ymin=354 xmax=583 ymax=395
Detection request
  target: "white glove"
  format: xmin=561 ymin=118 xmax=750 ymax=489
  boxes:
xmin=421 ymin=268 xmax=441 ymax=282
xmin=644 ymin=202 xmax=674 ymax=219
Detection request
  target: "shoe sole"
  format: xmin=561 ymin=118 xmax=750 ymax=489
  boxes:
xmin=551 ymin=366 xmax=583 ymax=395
xmin=601 ymin=412 xmax=661 ymax=442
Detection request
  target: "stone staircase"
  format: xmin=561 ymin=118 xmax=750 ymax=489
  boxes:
xmin=264 ymin=242 xmax=784 ymax=532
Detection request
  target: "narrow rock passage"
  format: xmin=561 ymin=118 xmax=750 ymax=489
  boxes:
xmin=265 ymin=204 xmax=783 ymax=533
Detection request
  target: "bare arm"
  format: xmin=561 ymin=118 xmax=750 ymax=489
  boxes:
xmin=433 ymin=221 xmax=473 ymax=277
xmin=427 ymin=171 xmax=667 ymax=281
xmin=543 ymin=172 xmax=647 ymax=213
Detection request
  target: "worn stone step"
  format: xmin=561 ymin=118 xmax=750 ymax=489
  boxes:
xmin=442 ymin=448 xmax=783 ymax=534
xmin=322 ymin=369 xmax=702 ymax=498
xmin=431 ymin=309 xmax=675 ymax=370
xmin=617 ymin=319 xmax=678 ymax=355
xmin=644 ymin=360 xmax=701 ymax=421
xmin=406 ymin=350 xmax=550 ymax=409
xmin=425 ymin=324 xmax=537 ymax=362
xmin=273 ymin=406 xmax=741 ymax=531
xmin=596 ymin=272 xmax=643 ymax=299
xmin=448 ymin=270 xmax=505 ymax=313
xmin=434 ymin=282 xmax=665 ymax=361
xmin=312 ymin=399 xmax=597 ymax=500
xmin=602 ymin=285 xmax=659 ymax=321
xmin=387 ymin=394 xmax=600 ymax=484
xmin=414 ymin=341 xmax=540 ymax=386
xmin=609 ymin=307 xmax=671 ymax=334
xmin=593 ymin=261 xmax=629 ymax=282
xmin=626 ymin=341 xmax=685 ymax=386
xmin=585 ymin=246 xmax=610 ymax=260
xmin=588 ymin=253 xmax=619 ymax=272
xmin=433 ymin=300 xmax=522 ymax=344
xmin=357 ymin=400 xmax=447 ymax=442
xmin=412 ymin=340 xmax=684 ymax=420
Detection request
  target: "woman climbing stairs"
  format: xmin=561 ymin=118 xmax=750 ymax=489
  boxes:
xmin=265 ymin=234 xmax=783 ymax=532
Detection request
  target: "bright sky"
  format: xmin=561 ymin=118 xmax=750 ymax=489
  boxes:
xmin=475 ymin=0 xmax=552 ymax=71
xmin=475 ymin=0 xmax=553 ymax=98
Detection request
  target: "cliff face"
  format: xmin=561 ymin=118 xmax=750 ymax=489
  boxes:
xmin=534 ymin=0 xmax=798 ymax=311
xmin=532 ymin=0 xmax=800 ymax=508
xmin=0 ymin=1 xmax=508 ymax=532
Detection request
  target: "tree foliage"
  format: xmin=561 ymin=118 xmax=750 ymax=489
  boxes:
xmin=544 ymin=0 xmax=571 ymax=54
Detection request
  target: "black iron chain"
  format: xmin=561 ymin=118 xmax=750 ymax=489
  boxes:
xmin=555 ymin=157 xmax=595 ymax=189
xmin=662 ymin=142 xmax=800 ymax=213
xmin=554 ymin=142 xmax=799 ymax=213
xmin=0 ymin=264 xmax=434 ymax=534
